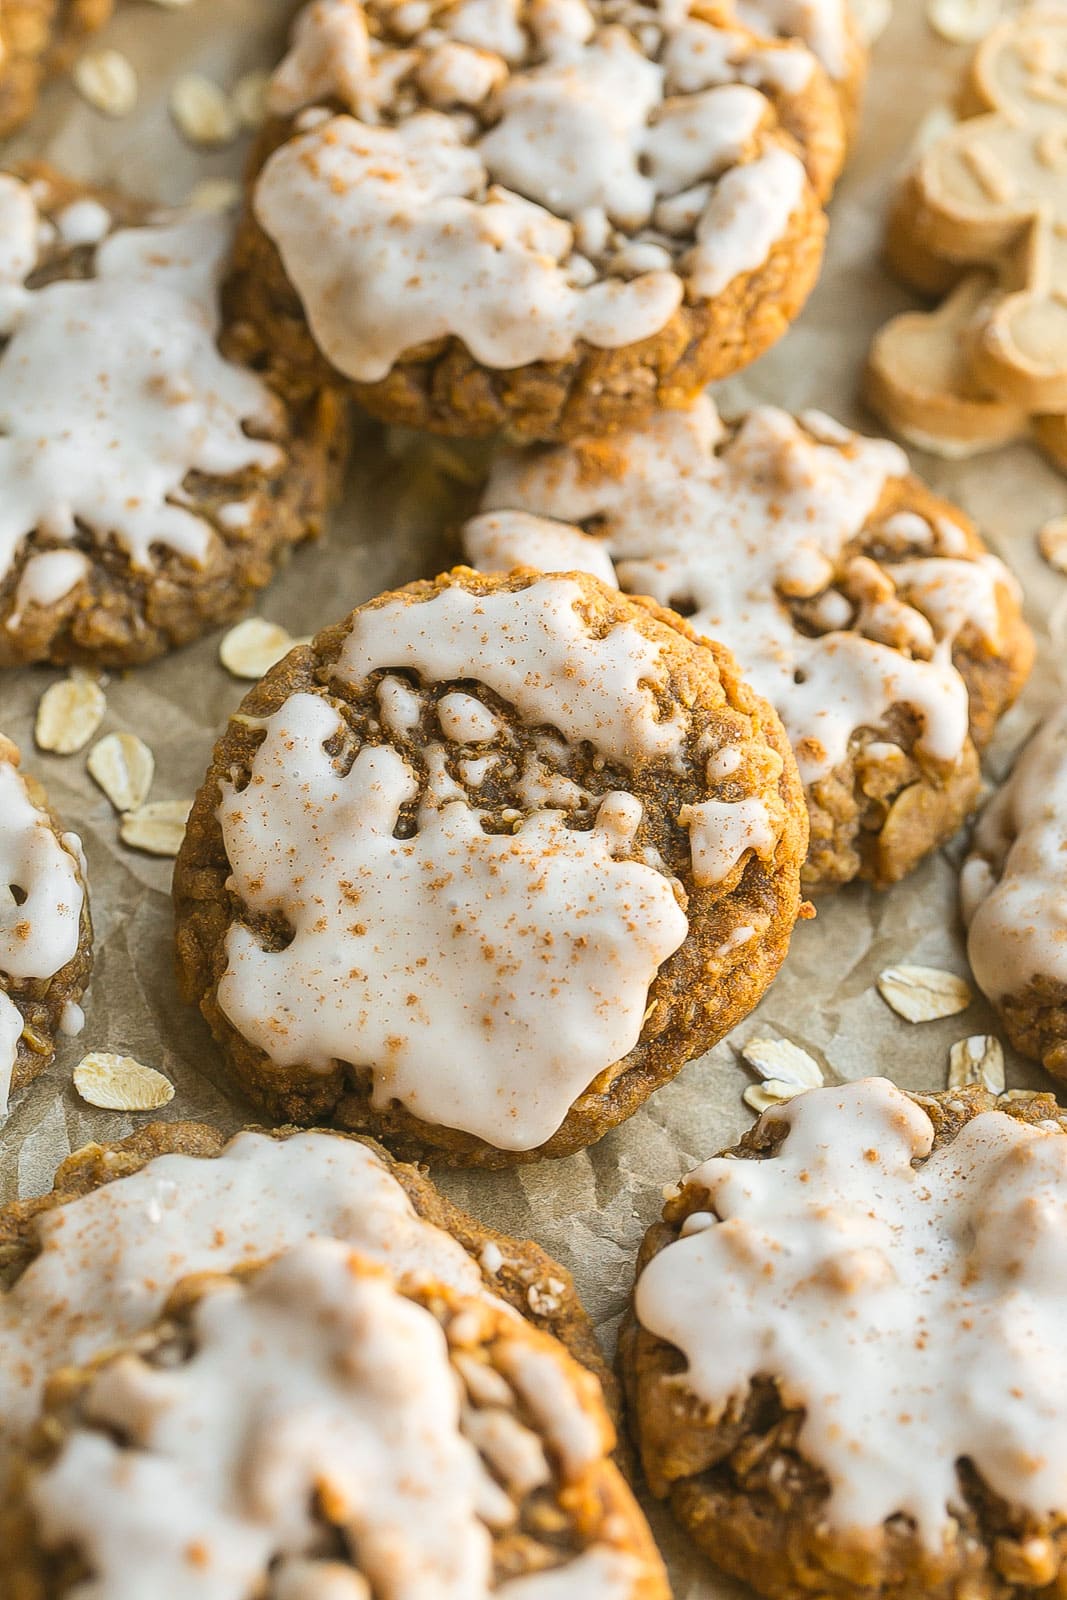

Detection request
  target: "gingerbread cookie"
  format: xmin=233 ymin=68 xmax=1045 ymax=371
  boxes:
xmin=0 ymin=1119 xmax=611 ymax=1499
xmin=0 ymin=0 xmax=112 ymax=138
xmin=463 ymin=399 xmax=1033 ymax=891
xmin=5 ymin=1240 xmax=668 ymax=1600
xmin=868 ymin=11 xmax=1067 ymax=468
xmin=621 ymin=1078 xmax=1067 ymax=1600
xmin=174 ymin=567 xmax=808 ymax=1165
xmin=225 ymin=0 xmax=845 ymax=442
xmin=962 ymin=706 xmax=1067 ymax=1081
xmin=0 ymin=734 xmax=91 ymax=1121
xmin=0 ymin=166 xmax=347 ymax=669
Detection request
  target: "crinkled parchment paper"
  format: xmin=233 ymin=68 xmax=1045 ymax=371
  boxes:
xmin=2 ymin=3 xmax=1064 ymax=1590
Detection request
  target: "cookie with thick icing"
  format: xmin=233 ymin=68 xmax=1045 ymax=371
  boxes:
xmin=463 ymin=398 xmax=1033 ymax=890
xmin=225 ymin=0 xmax=844 ymax=441
xmin=173 ymin=566 xmax=808 ymax=1164
xmin=0 ymin=166 xmax=348 ymax=668
xmin=4 ymin=1239 xmax=668 ymax=1600
xmin=962 ymin=706 xmax=1067 ymax=1081
xmin=0 ymin=1118 xmax=612 ymax=1502
xmin=0 ymin=0 xmax=112 ymax=138
xmin=0 ymin=733 xmax=91 ymax=1121
xmin=622 ymin=1078 xmax=1067 ymax=1600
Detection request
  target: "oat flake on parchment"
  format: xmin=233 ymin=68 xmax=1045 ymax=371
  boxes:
xmin=877 ymin=965 xmax=972 ymax=1022
xmin=74 ymin=1052 xmax=175 ymax=1111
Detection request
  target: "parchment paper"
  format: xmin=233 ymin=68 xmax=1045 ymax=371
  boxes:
xmin=2 ymin=3 xmax=1064 ymax=1591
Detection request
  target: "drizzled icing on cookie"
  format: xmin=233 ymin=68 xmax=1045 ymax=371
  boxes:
xmin=0 ymin=175 xmax=282 ymax=587
xmin=0 ymin=1130 xmax=489 ymax=1487
xmin=31 ymin=1241 xmax=640 ymax=1599
xmin=636 ymin=1077 xmax=1067 ymax=1544
xmin=253 ymin=0 xmax=814 ymax=376
xmin=0 ymin=745 xmax=84 ymax=1115
xmin=736 ymin=0 xmax=851 ymax=80
xmin=217 ymin=690 xmax=689 ymax=1149
xmin=469 ymin=399 xmax=1008 ymax=783
xmin=962 ymin=706 xmax=1067 ymax=1006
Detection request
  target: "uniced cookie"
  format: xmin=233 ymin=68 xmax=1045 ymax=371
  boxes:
xmin=0 ymin=733 xmax=91 ymax=1120
xmin=224 ymin=0 xmax=845 ymax=442
xmin=621 ymin=1077 xmax=1067 ymax=1600
xmin=4 ymin=1239 xmax=669 ymax=1599
xmin=0 ymin=1119 xmax=611 ymax=1498
xmin=0 ymin=0 xmax=112 ymax=138
xmin=962 ymin=706 xmax=1067 ymax=1081
xmin=0 ymin=166 xmax=348 ymax=669
xmin=463 ymin=399 xmax=1034 ymax=891
xmin=867 ymin=11 xmax=1067 ymax=470
xmin=173 ymin=567 xmax=808 ymax=1165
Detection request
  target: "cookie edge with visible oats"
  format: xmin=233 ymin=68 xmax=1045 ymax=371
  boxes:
xmin=172 ymin=565 xmax=809 ymax=1167
xmin=0 ymin=162 xmax=349 ymax=670
xmin=618 ymin=1083 xmax=1067 ymax=1600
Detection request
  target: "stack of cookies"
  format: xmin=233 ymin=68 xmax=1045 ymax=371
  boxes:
xmin=4 ymin=2 xmax=1067 ymax=1598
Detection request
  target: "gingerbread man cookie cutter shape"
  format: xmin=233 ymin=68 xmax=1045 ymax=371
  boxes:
xmin=868 ymin=11 xmax=1067 ymax=467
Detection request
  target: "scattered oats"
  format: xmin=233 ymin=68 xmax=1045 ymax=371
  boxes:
xmin=185 ymin=177 xmax=241 ymax=213
xmin=74 ymin=1052 xmax=175 ymax=1111
xmin=740 ymin=1036 xmax=823 ymax=1088
xmin=73 ymin=49 xmax=139 ymax=117
xmin=232 ymin=70 xmax=269 ymax=128
xmin=1038 ymin=515 xmax=1067 ymax=576
xmin=120 ymin=799 xmax=191 ymax=857
xmin=927 ymin=0 xmax=1002 ymax=41
xmin=878 ymin=964 xmax=972 ymax=1022
xmin=1002 ymin=1088 xmax=1042 ymax=1102
xmin=35 ymin=676 xmax=106 ymax=755
xmin=87 ymin=733 xmax=155 ymax=814
xmin=220 ymin=617 xmax=305 ymax=680
xmin=170 ymin=73 xmax=239 ymax=147
xmin=851 ymin=0 xmax=892 ymax=45
xmin=948 ymin=1034 xmax=1005 ymax=1092
xmin=743 ymin=1078 xmax=809 ymax=1114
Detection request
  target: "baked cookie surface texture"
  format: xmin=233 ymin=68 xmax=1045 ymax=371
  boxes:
xmin=867 ymin=10 xmax=1067 ymax=472
xmin=227 ymin=0 xmax=844 ymax=440
xmin=0 ymin=168 xmax=347 ymax=668
xmin=5 ymin=1240 xmax=668 ymax=1600
xmin=0 ymin=734 xmax=91 ymax=1120
xmin=622 ymin=1077 xmax=1067 ymax=1600
xmin=464 ymin=398 xmax=1033 ymax=891
xmin=963 ymin=706 xmax=1067 ymax=1080
xmin=0 ymin=0 xmax=112 ymax=138
xmin=173 ymin=567 xmax=807 ymax=1164
xmin=0 ymin=1120 xmax=607 ymax=1497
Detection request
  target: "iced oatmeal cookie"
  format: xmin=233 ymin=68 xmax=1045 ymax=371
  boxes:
xmin=0 ymin=733 xmax=91 ymax=1121
xmin=4 ymin=1239 xmax=668 ymax=1600
xmin=173 ymin=566 xmax=808 ymax=1165
xmin=962 ymin=706 xmax=1067 ymax=1082
xmin=621 ymin=1077 xmax=1067 ymax=1600
xmin=0 ymin=0 xmax=112 ymax=138
xmin=464 ymin=398 xmax=1033 ymax=891
xmin=0 ymin=1119 xmax=611 ymax=1498
xmin=737 ymin=0 xmax=866 ymax=132
xmin=0 ymin=166 xmax=347 ymax=669
xmin=224 ymin=0 xmax=845 ymax=441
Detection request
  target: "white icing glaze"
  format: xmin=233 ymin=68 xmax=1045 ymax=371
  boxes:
xmin=736 ymin=0 xmax=851 ymax=80
xmin=6 ymin=549 xmax=90 ymax=631
xmin=680 ymin=796 xmax=775 ymax=885
xmin=464 ymin=510 xmax=619 ymax=587
xmin=253 ymin=0 xmax=814 ymax=374
xmin=0 ymin=988 xmax=23 ymax=1119
xmin=55 ymin=197 xmax=113 ymax=246
xmin=0 ymin=1130 xmax=489 ymax=1486
xmin=635 ymin=1077 xmax=1067 ymax=1544
xmin=217 ymin=692 xmax=688 ymax=1150
xmin=963 ymin=706 xmax=1067 ymax=1005
xmin=30 ymin=1240 xmax=641 ymax=1599
xmin=58 ymin=998 xmax=86 ymax=1036
xmin=0 ymin=753 xmax=84 ymax=1098
xmin=0 ymin=179 xmax=282 ymax=586
xmin=338 ymin=577 xmax=687 ymax=765
xmin=437 ymin=691 xmax=503 ymax=742
xmin=473 ymin=400 xmax=999 ymax=783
